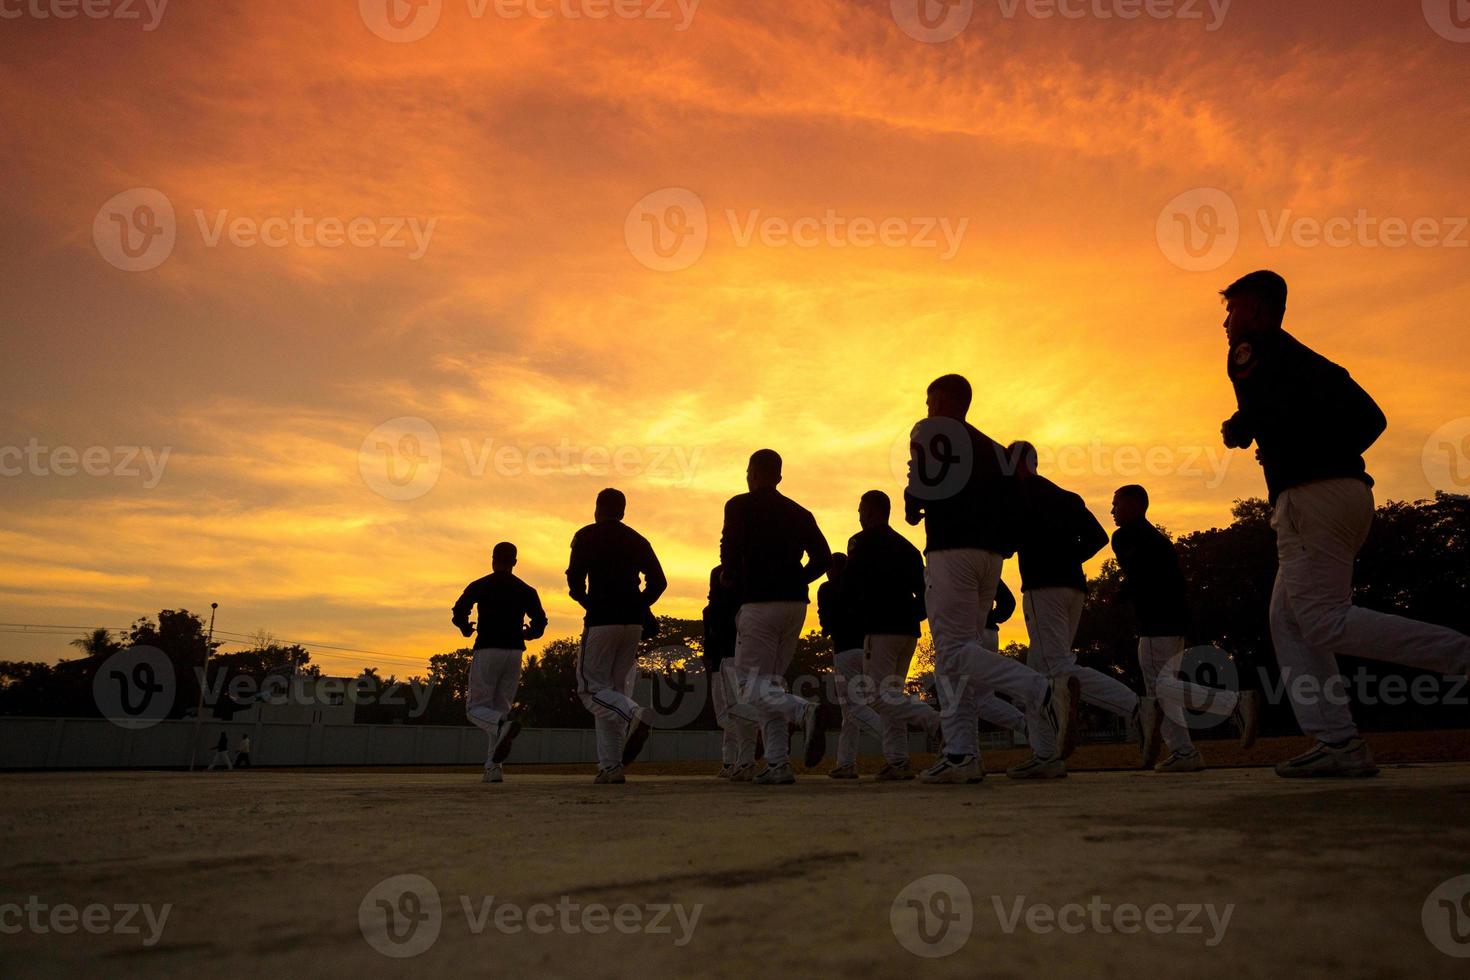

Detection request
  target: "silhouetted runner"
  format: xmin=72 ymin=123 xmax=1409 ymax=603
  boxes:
xmin=453 ymin=541 xmax=547 ymax=783
xmin=817 ymin=551 xmax=884 ymax=779
xmin=1110 ymin=484 xmax=1258 ymax=773
xmin=719 ymin=449 xmax=831 ymax=785
xmin=702 ymin=565 xmax=752 ymax=778
xmin=1006 ymin=440 xmax=1140 ymax=780
xmin=1219 ymin=270 xmax=1470 ymax=777
xmin=567 ymin=488 xmax=667 ymax=784
xmin=842 ymin=490 xmax=941 ymax=780
xmin=905 ymin=374 xmax=1079 ymax=784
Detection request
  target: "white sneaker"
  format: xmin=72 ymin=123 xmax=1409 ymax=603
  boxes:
xmin=728 ymin=763 xmax=756 ymax=783
xmin=1005 ymin=755 xmax=1066 ymax=780
xmin=594 ymin=766 xmax=626 ymax=784
xmin=1154 ymin=750 xmax=1205 ymax=773
xmin=754 ymin=762 xmax=795 ymax=785
xmin=716 ymin=764 xmax=734 ymax=779
xmin=918 ymin=755 xmax=984 ymax=784
xmin=491 ymin=719 xmax=521 ymax=764
xmin=482 ymin=764 xmax=503 ymax=784
xmin=1275 ymin=739 xmax=1378 ymax=778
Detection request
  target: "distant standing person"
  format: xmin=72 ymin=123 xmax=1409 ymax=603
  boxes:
xmin=205 ymin=731 xmax=232 ymax=771
xmin=905 ymin=375 xmax=1078 ymax=784
xmin=567 ymin=488 xmax=668 ymax=784
xmin=719 ymin=449 xmax=832 ymax=785
xmin=1110 ymin=484 xmax=1258 ymax=773
xmin=453 ymin=541 xmax=548 ymax=784
xmin=234 ymin=734 xmax=252 ymax=769
xmin=702 ymin=565 xmax=755 ymax=778
xmin=1007 ymin=441 xmax=1139 ymax=779
xmin=842 ymin=490 xmax=941 ymax=780
xmin=817 ymin=552 xmax=884 ymax=779
xmin=1218 ymin=270 xmax=1470 ymax=777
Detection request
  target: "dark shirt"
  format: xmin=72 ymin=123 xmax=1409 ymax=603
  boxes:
xmin=566 ymin=521 xmax=667 ymax=627
xmin=452 ymin=572 xmax=548 ymax=651
xmin=817 ymin=579 xmax=864 ymax=653
xmin=1111 ymin=519 xmax=1192 ymax=637
xmin=718 ymin=486 xmax=832 ymax=604
xmin=701 ymin=567 xmax=739 ymax=671
xmin=904 ymin=417 xmax=1022 ymax=556
xmin=1226 ymin=328 xmax=1386 ymax=504
xmin=986 ymin=579 xmax=1016 ymax=631
xmin=843 ymin=525 xmax=926 ymax=638
xmin=1016 ymin=476 xmax=1109 ymax=593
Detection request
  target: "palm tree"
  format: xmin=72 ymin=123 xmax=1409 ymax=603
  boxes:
xmin=70 ymin=628 xmax=120 ymax=659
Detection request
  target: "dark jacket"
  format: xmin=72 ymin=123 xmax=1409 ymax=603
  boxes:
xmin=842 ymin=525 xmax=926 ymax=638
xmin=1016 ymin=477 xmax=1109 ymax=593
xmin=817 ymin=579 xmax=864 ymax=653
xmin=718 ymin=486 xmax=832 ymax=604
xmin=701 ymin=567 xmax=739 ymax=671
xmin=986 ymin=579 xmax=1016 ymax=631
xmin=904 ymin=417 xmax=1021 ymax=556
xmin=1111 ymin=519 xmax=1191 ymax=637
xmin=566 ymin=521 xmax=667 ymax=627
xmin=452 ymin=572 xmax=548 ymax=651
xmin=1226 ymin=328 xmax=1386 ymax=503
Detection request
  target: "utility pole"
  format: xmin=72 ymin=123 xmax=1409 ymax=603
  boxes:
xmin=188 ymin=603 xmax=218 ymax=772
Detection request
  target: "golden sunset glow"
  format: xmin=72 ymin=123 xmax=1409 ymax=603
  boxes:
xmin=2 ymin=0 xmax=1467 ymax=676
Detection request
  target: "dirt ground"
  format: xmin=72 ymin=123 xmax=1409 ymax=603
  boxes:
xmin=3 ymin=736 xmax=1470 ymax=979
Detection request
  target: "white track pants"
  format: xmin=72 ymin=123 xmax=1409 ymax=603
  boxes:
xmin=978 ymin=629 xmax=1030 ymax=738
xmin=710 ymin=666 xmax=756 ymax=766
xmin=1024 ymin=586 xmax=1140 ymax=721
xmin=832 ymin=647 xmax=884 ymax=767
xmin=864 ymin=634 xmax=939 ymax=765
xmin=578 ymin=624 xmax=644 ymax=770
xmin=725 ymin=602 xmax=811 ymax=767
xmin=468 ymin=647 xmax=523 ymax=765
xmin=926 ymin=549 xmax=1050 ymax=758
xmin=1270 ymin=479 xmax=1470 ymax=743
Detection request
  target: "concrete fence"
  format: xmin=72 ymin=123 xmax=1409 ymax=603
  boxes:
xmin=0 ymin=716 xmax=977 ymax=770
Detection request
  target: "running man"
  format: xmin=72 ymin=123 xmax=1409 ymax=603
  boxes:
xmin=1219 ymin=270 xmax=1470 ymax=777
xmin=1111 ymin=484 xmax=1259 ymax=773
xmin=719 ymin=449 xmax=832 ymax=785
xmin=702 ymin=565 xmax=754 ymax=778
xmin=1007 ymin=440 xmax=1140 ymax=779
xmin=818 ymin=551 xmax=888 ymax=780
xmin=567 ymin=488 xmax=668 ymax=784
xmin=905 ymin=374 xmax=1079 ymax=784
xmin=843 ymin=490 xmax=941 ymax=780
xmin=453 ymin=541 xmax=548 ymax=784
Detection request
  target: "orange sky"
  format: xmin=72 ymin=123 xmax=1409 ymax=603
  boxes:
xmin=1 ymin=0 xmax=1467 ymax=677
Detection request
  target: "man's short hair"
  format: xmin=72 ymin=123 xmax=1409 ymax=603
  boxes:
xmin=749 ymin=449 xmax=783 ymax=479
xmin=595 ymin=488 xmax=626 ymax=517
xmin=1007 ymin=440 xmax=1039 ymax=474
xmin=1115 ymin=484 xmax=1150 ymax=511
xmin=492 ymin=541 xmax=517 ymax=563
xmin=1221 ymin=270 xmax=1288 ymax=320
xmin=927 ymin=374 xmax=973 ymax=411
xmin=860 ymin=489 xmax=891 ymax=517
